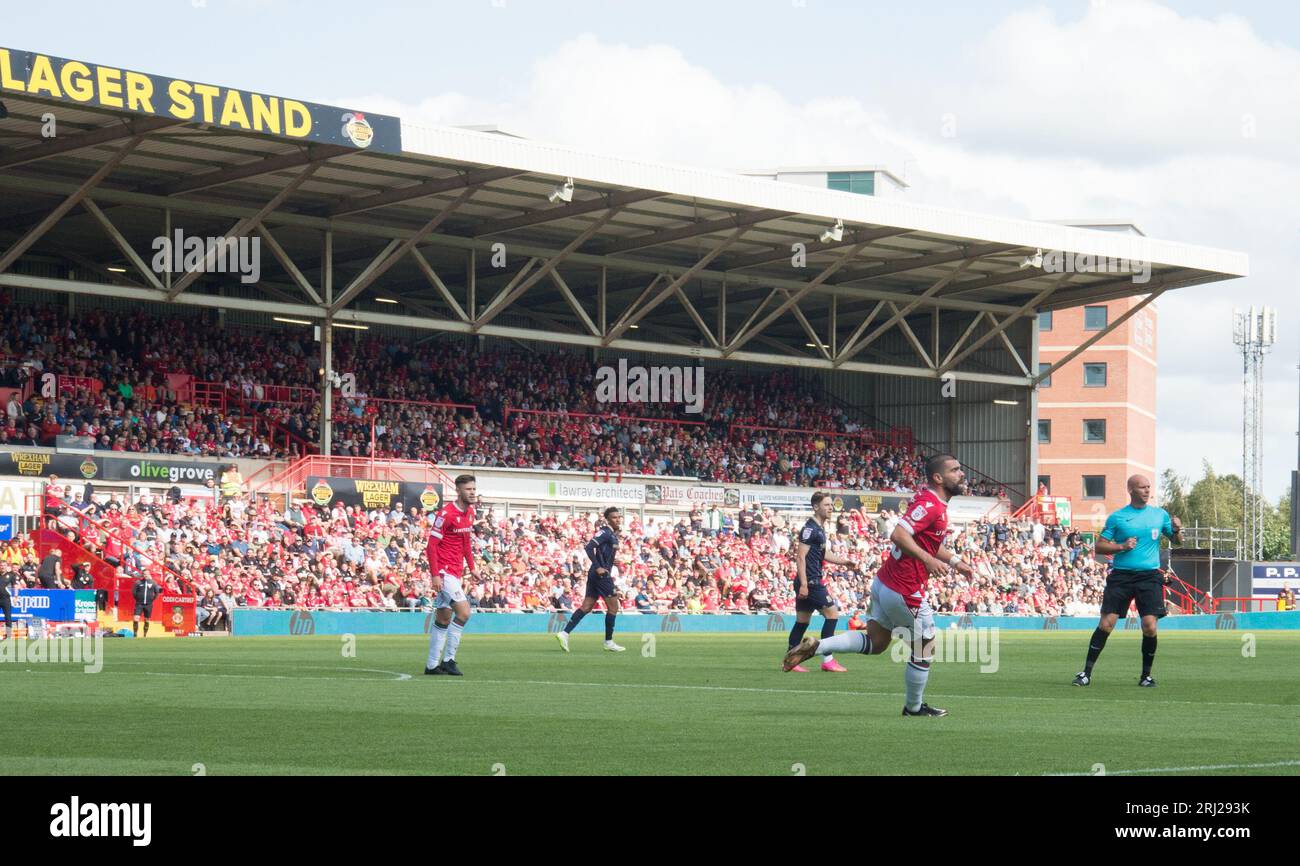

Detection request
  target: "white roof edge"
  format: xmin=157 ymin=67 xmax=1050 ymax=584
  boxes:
xmin=399 ymin=122 xmax=1249 ymax=279
xmin=739 ymin=165 xmax=910 ymax=188
xmin=1048 ymin=219 xmax=1147 ymax=237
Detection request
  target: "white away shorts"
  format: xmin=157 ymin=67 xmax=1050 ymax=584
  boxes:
xmin=434 ymin=572 xmax=468 ymax=608
xmin=867 ymin=576 xmax=936 ymax=644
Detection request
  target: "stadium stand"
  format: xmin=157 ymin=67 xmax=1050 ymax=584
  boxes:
xmin=1 ymin=298 xmax=949 ymax=491
xmin=7 ymin=484 xmax=1105 ymax=627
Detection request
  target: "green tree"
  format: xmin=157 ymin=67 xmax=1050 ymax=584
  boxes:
xmin=1263 ymin=491 xmax=1292 ymax=561
xmin=1160 ymin=468 xmax=1188 ymax=518
xmin=1162 ymin=461 xmax=1292 ymax=560
xmin=1183 ymin=460 xmax=1244 ymax=532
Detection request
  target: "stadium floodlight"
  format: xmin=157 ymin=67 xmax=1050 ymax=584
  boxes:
xmin=1234 ymin=305 xmax=1276 ymax=561
xmin=819 ymin=219 xmax=844 ymax=243
xmin=333 ymin=322 xmax=369 ymax=330
xmin=273 ymin=317 xmax=312 ymax=325
xmin=106 ymin=266 xmax=127 ymax=273
xmin=548 ymin=177 xmax=575 ymax=204
xmin=375 ymin=297 xmax=399 ymax=304
xmin=992 ymin=399 xmax=1019 ymax=406
xmin=1020 ymin=248 xmax=1044 ymax=269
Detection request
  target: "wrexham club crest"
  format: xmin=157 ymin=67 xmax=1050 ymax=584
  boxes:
xmin=310 ymin=479 xmax=334 ymax=507
xmin=340 ymin=112 xmax=374 ymax=148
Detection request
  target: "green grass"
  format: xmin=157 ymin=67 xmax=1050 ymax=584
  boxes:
xmin=3 ymin=631 xmax=1298 ymax=775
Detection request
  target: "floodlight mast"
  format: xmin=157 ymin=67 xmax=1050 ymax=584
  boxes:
xmin=1232 ymin=306 xmax=1275 ymax=561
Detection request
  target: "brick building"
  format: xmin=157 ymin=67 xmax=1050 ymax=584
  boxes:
xmin=1036 ymin=294 xmax=1158 ymax=528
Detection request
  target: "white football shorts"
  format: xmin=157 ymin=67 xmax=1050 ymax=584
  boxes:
xmin=434 ymin=571 xmax=468 ymax=608
xmin=867 ymin=576 xmax=936 ymax=644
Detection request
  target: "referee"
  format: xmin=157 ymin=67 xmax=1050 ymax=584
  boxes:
xmin=1073 ymin=475 xmax=1182 ymax=687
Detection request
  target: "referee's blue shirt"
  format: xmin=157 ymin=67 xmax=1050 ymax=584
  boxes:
xmin=1100 ymin=504 xmax=1174 ymax=571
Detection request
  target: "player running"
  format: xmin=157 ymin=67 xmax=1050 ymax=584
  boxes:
xmin=783 ymin=454 xmax=974 ymax=716
xmin=1073 ymin=474 xmax=1182 ymax=688
xmin=556 ymin=506 xmax=626 ymax=653
xmin=783 ymin=491 xmax=860 ymax=672
xmin=424 ymin=474 xmax=478 ymax=677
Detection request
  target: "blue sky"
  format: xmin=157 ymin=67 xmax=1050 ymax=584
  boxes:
xmin=5 ymin=1 xmax=1299 ymax=496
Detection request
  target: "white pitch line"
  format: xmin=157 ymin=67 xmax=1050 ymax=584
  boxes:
xmin=1045 ymin=759 xmax=1300 ymax=776
xmin=460 ymin=678 xmax=1295 ymax=710
xmin=142 ymin=668 xmax=411 ymax=682
xmin=112 ymin=661 xmax=412 ymax=681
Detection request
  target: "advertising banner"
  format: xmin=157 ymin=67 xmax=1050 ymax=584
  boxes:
xmin=305 ymin=476 xmax=443 ymax=513
xmin=0 ymin=47 xmax=402 ymax=154
xmin=1252 ymin=563 xmax=1300 ymax=596
xmin=543 ymin=479 xmax=645 ymax=504
xmin=644 ymin=484 xmax=730 ymax=506
xmin=0 ymin=449 xmax=220 ymax=484
xmin=9 ymin=589 xmax=96 ymax=622
xmin=740 ymin=489 xmax=910 ymax=513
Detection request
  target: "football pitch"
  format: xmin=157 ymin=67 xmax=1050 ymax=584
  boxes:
xmin=4 ymin=631 xmax=1298 ymax=776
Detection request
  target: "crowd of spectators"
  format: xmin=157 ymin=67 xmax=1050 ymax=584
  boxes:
xmin=8 ymin=479 xmax=1111 ymax=631
xmin=0 ymin=298 xmax=985 ymax=493
xmin=1 ymin=301 xmax=299 ymax=458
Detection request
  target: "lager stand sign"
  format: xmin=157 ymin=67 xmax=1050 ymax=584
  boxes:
xmin=1055 ymin=498 xmax=1072 ymax=527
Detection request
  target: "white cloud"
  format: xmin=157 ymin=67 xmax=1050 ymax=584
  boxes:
xmin=331 ymin=2 xmax=1299 ymax=496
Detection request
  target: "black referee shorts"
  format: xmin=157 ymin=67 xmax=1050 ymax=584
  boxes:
xmin=1101 ymin=569 xmax=1166 ymax=619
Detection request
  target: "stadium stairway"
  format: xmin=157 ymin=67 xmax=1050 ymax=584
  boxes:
xmin=31 ymin=527 xmax=189 ymax=638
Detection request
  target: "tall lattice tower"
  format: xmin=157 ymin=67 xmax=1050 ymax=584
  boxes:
xmin=1233 ymin=306 xmax=1276 ymax=561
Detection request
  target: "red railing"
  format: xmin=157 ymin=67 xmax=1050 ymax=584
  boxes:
xmin=504 ymin=407 xmax=708 ymax=429
xmin=30 ymin=495 xmax=198 ymax=631
xmin=1164 ymin=570 xmax=1214 ymax=614
xmin=728 ymin=423 xmax=912 ymax=449
xmin=334 ymin=395 xmax=476 ymax=414
xmin=189 ymin=379 xmax=315 ymax=456
xmin=1013 ymin=495 xmax=1073 ymax=525
xmin=1212 ymin=597 xmax=1279 ymax=613
xmin=56 ymin=375 xmax=104 ymax=398
xmin=254 ymin=454 xmax=455 ymax=496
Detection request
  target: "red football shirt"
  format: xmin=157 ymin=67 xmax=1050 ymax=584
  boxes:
xmin=878 ymin=487 xmax=949 ymax=604
xmin=426 ymin=500 xmax=475 ymax=578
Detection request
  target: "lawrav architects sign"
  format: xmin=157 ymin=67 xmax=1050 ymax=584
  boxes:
xmin=0 ymin=47 xmax=402 ymax=154
xmin=545 ymin=480 xmax=645 ymax=504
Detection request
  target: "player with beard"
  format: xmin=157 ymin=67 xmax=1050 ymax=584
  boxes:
xmin=783 ymin=454 xmax=974 ymax=716
xmin=424 ymin=475 xmax=478 ymax=677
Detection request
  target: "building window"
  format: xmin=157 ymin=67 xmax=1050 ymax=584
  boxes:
xmin=1038 ymin=362 xmax=1052 ymax=388
xmin=1083 ymin=475 xmax=1106 ymax=499
xmin=827 ymin=171 xmax=875 ymax=196
xmin=1037 ymin=475 xmax=1051 ymax=494
xmin=1084 ymin=305 xmax=1108 ymax=331
xmin=1083 ymin=362 xmax=1108 ymax=387
xmin=1038 ymin=310 xmax=1053 ymax=331
xmin=1083 ymin=419 xmax=1107 ymax=443
xmin=1037 ymin=420 xmax=1051 ymax=444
